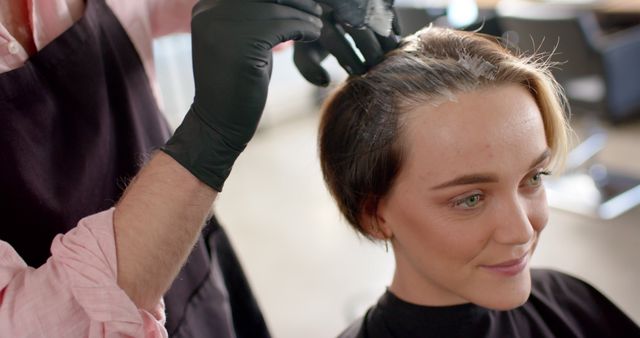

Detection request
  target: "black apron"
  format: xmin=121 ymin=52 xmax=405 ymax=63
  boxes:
xmin=0 ymin=0 xmax=269 ymax=337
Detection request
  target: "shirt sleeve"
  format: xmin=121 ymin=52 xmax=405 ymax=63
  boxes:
xmin=0 ymin=209 xmax=168 ymax=338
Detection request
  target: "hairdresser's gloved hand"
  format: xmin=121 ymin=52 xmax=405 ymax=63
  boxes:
xmin=162 ymin=0 xmax=322 ymax=191
xmin=294 ymin=0 xmax=401 ymax=86
xmin=316 ymin=0 xmax=395 ymax=35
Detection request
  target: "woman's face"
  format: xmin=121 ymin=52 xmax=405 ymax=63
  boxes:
xmin=378 ymin=84 xmax=550 ymax=310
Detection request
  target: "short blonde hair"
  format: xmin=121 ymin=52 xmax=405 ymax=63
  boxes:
xmin=319 ymin=26 xmax=570 ymax=237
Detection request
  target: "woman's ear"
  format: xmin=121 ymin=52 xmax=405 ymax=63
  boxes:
xmin=359 ymin=196 xmax=393 ymax=240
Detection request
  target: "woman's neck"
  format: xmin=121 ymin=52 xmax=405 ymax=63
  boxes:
xmin=389 ymin=252 xmax=469 ymax=307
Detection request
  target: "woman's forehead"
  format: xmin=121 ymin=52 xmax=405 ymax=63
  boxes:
xmin=400 ymin=84 xmax=548 ymax=179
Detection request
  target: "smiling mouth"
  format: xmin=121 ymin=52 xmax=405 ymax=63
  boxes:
xmin=480 ymin=253 xmax=529 ymax=277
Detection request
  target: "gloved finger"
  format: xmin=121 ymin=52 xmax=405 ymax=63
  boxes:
xmin=343 ymin=26 xmax=384 ymax=67
xmin=313 ymin=0 xmax=342 ymax=8
xmin=271 ymin=0 xmax=322 ymax=17
xmin=316 ymin=0 xmax=368 ymax=28
xmin=294 ymin=41 xmax=331 ymax=86
xmin=320 ymin=18 xmax=367 ymax=75
xmin=199 ymin=2 xmax=322 ymax=24
xmin=269 ymin=18 xmax=323 ymax=45
xmin=377 ymin=31 xmax=401 ymax=52
xmin=200 ymin=3 xmax=323 ymax=43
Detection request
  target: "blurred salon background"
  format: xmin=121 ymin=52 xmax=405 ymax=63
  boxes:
xmin=153 ymin=0 xmax=640 ymax=336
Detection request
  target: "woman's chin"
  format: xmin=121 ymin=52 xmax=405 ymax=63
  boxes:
xmin=483 ymin=291 xmax=530 ymax=311
xmin=472 ymin=268 xmax=533 ymax=311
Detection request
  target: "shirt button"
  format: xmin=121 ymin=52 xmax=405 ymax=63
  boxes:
xmin=7 ymin=41 xmax=20 ymax=55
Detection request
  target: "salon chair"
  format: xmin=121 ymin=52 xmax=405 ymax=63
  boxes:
xmin=498 ymin=3 xmax=640 ymax=122
xmin=395 ymin=5 xmax=502 ymax=37
xmin=395 ymin=6 xmax=440 ymax=36
xmin=497 ymin=0 xmax=640 ymax=219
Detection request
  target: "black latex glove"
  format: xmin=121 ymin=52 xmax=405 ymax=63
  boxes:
xmin=162 ymin=0 xmax=322 ymax=191
xmin=315 ymin=0 xmax=394 ymax=35
xmin=294 ymin=0 xmax=401 ymax=87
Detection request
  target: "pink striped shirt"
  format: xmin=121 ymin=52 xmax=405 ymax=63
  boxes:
xmin=0 ymin=0 xmax=195 ymax=336
xmin=0 ymin=209 xmax=167 ymax=337
xmin=0 ymin=0 xmax=196 ymax=102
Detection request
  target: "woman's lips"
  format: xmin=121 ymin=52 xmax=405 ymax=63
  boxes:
xmin=480 ymin=253 xmax=529 ymax=277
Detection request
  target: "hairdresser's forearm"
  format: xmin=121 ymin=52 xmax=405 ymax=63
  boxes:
xmin=113 ymin=151 xmax=217 ymax=312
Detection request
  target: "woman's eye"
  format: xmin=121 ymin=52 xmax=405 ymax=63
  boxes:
xmin=453 ymin=193 xmax=483 ymax=209
xmin=527 ymin=170 xmax=552 ymax=187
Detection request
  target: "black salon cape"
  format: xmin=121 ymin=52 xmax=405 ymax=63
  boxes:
xmin=338 ymin=269 xmax=640 ymax=338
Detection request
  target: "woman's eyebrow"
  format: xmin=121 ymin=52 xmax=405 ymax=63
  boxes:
xmin=529 ymin=148 xmax=551 ymax=169
xmin=430 ymin=148 xmax=552 ymax=190
xmin=430 ymin=174 xmax=499 ymax=190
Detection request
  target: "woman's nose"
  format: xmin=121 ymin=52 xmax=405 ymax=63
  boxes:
xmin=492 ymin=194 xmax=536 ymax=245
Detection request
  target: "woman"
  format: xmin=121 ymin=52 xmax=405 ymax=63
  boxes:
xmin=319 ymin=26 xmax=640 ymax=337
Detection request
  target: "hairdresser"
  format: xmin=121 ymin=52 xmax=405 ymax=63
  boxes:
xmin=0 ymin=0 xmax=398 ymax=336
xmin=0 ymin=0 xmax=269 ymax=336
